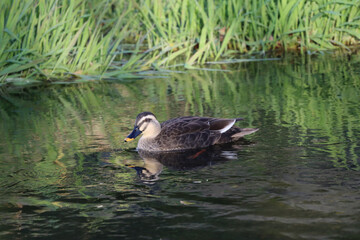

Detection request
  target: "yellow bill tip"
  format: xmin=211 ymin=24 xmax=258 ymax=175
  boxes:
xmin=125 ymin=164 xmax=136 ymax=168
xmin=124 ymin=138 xmax=134 ymax=142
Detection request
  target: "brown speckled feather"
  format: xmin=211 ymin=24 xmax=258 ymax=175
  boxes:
xmin=155 ymin=116 xmax=248 ymax=150
xmin=154 ymin=117 xmax=219 ymax=150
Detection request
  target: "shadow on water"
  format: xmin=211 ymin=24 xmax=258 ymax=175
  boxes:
xmin=122 ymin=141 xmax=253 ymax=184
xmin=1 ymin=55 xmax=360 ymax=239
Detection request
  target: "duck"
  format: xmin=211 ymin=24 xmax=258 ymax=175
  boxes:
xmin=124 ymin=112 xmax=258 ymax=152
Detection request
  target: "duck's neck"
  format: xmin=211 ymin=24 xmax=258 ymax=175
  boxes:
xmin=138 ymin=122 xmax=161 ymax=151
xmin=142 ymin=121 xmax=161 ymax=139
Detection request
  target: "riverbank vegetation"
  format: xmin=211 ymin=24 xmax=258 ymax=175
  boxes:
xmin=1 ymin=0 xmax=360 ymax=85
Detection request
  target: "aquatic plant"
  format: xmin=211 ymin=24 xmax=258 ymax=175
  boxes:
xmin=1 ymin=0 xmax=360 ymax=84
xmin=0 ymin=0 xmax=135 ymax=84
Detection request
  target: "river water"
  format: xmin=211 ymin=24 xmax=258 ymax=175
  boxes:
xmin=1 ymin=55 xmax=360 ymax=239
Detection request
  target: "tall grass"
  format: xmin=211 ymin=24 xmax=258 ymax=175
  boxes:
xmin=1 ymin=0 xmax=360 ymax=83
xmin=136 ymin=0 xmax=360 ymax=63
xmin=0 ymin=0 xmax=134 ymax=83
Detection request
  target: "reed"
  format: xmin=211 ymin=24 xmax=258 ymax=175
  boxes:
xmin=0 ymin=0 xmax=136 ymax=84
xmin=1 ymin=0 xmax=360 ymax=84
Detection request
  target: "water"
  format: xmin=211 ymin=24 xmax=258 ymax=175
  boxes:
xmin=1 ymin=55 xmax=360 ymax=239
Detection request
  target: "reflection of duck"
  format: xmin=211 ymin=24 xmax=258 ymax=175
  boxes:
xmin=129 ymin=147 xmax=240 ymax=183
xmin=124 ymin=112 xmax=258 ymax=151
xmin=127 ymin=157 xmax=163 ymax=183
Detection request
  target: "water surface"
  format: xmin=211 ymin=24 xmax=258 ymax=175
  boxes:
xmin=1 ymin=55 xmax=360 ymax=239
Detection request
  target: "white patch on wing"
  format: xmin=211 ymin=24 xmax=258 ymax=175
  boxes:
xmin=219 ymin=119 xmax=236 ymax=133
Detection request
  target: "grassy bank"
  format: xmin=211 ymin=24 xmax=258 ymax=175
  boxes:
xmin=1 ymin=0 xmax=360 ymax=84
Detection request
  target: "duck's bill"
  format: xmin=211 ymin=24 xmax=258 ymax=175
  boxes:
xmin=124 ymin=127 xmax=142 ymax=142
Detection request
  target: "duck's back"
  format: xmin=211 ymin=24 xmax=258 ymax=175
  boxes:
xmin=154 ymin=117 xmax=220 ymax=151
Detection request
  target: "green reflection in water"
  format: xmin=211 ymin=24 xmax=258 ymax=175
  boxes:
xmin=0 ymin=55 xmax=360 ymax=189
xmin=1 ymin=55 xmax=360 ymax=239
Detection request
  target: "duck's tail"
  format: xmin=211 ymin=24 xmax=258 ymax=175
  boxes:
xmin=216 ymin=127 xmax=258 ymax=145
xmin=231 ymin=128 xmax=259 ymax=140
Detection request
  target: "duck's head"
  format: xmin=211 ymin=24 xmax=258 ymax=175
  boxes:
xmin=124 ymin=112 xmax=161 ymax=142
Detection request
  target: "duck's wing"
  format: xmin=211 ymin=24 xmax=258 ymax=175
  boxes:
xmin=208 ymin=118 xmax=239 ymax=132
xmin=156 ymin=117 xmax=220 ymax=150
xmin=156 ymin=128 xmax=221 ymax=150
xmin=160 ymin=116 xmax=211 ymax=134
xmin=157 ymin=117 xmax=244 ymax=150
xmin=161 ymin=116 xmax=241 ymax=133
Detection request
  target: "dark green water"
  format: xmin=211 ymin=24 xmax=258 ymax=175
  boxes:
xmin=1 ymin=55 xmax=360 ymax=239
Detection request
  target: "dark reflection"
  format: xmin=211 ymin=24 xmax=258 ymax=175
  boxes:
xmin=127 ymin=140 xmax=252 ymax=184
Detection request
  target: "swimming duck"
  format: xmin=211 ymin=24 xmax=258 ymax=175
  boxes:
xmin=124 ymin=112 xmax=258 ymax=152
